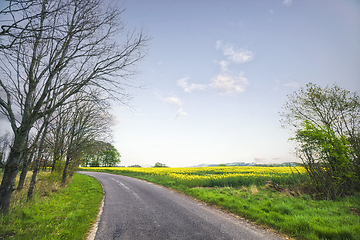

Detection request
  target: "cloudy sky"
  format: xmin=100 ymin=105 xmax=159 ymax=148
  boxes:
xmin=1 ymin=0 xmax=359 ymax=167
xmin=111 ymin=0 xmax=360 ymax=167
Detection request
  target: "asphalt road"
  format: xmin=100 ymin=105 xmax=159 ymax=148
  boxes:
xmin=79 ymin=171 xmax=286 ymax=240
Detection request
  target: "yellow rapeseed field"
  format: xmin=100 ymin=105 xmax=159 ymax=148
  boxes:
xmin=80 ymin=166 xmax=306 ymax=187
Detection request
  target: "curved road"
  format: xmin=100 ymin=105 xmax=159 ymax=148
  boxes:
xmin=79 ymin=171 xmax=286 ymax=240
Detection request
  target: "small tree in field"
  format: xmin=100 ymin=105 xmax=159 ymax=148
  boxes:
xmin=154 ymin=162 xmax=168 ymax=168
xmin=281 ymin=83 xmax=360 ymax=199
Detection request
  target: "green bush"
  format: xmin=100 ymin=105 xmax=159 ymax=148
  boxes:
xmin=292 ymin=120 xmax=357 ymax=200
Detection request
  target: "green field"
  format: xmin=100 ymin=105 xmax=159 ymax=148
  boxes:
xmin=80 ymin=166 xmax=360 ymax=240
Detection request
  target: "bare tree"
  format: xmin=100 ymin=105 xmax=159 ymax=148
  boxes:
xmin=17 ymin=116 xmax=52 ymax=190
xmin=48 ymin=104 xmax=69 ymax=172
xmin=61 ymin=93 xmax=113 ymax=184
xmin=27 ymin=114 xmax=50 ymax=200
xmin=16 ymin=144 xmax=34 ymax=191
xmin=0 ymin=0 xmax=148 ymax=212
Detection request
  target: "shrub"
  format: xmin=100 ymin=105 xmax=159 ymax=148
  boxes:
xmin=291 ymin=120 xmax=357 ymax=199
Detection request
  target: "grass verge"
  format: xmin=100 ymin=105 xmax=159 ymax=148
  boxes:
xmin=0 ymin=172 xmax=103 ymax=240
xmin=185 ymin=186 xmax=360 ymax=240
xmin=80 ymin=167 xmax=360 ymax=240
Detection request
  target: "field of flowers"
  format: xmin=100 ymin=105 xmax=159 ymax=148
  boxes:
xmin=80 ymin=166 xmax=306 ymax=187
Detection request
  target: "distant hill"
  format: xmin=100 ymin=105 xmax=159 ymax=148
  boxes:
xmin=191 ymin=162 xmax=300 ymax=167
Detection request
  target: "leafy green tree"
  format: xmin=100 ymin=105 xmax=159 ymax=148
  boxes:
xmin=282 ymin=83 xmax=360 ymax=199
xmin=154 ymin=162 xmax=168 ymax=168
xmin=89 ymin=158 xmax=101 ymax=167
xmin=83 ymin=142 xmax=120 ymax=167
xmin=128 ymin=164 xmax=141 ymax=167
xmin=291 ymin=120 xmax=355 ymax=199
xmin=98 ymin=145 xmax=121 ymax=167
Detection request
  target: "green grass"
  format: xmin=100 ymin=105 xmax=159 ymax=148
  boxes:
xmin=186 ymin=186 xmax=360 ymax=240
xmin=80 ymin=167 xmax=360 ymax=240
xmin=0 ymin=172 xmax=103 ymax=240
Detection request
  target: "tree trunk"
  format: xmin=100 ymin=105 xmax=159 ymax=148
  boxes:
xmin=27 ymin=121 xmax=48 ymax=201
xmin=51 ymin=149 xmax=62 ymax=173
xmin=51 ymin=155 xmax=57 ymax=172
xmin=43 ymin=157 xmax=47 ymax=171
xmin=0 ymin=153 xmax=3 ymax=172
xmin=27 ymin=166 xmax=38 ymax=201
xmin=0 ymin=157 xmax=19 ymax=212
xmin=61 ymin=156 xmax=71 ymax=185
xmin=17 ymin=160 xmax=30 ymax=191
xmin=0 ymin=128 xmax=29 ymax=212
xmin=17 ymin=151 xmax=35 ymax=191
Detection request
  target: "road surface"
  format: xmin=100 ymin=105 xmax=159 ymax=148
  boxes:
xmin=79 ymin=171 xmax=286 ymax=240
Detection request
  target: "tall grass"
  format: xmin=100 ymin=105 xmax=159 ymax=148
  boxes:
xmin=186 ymin=186 xmax=360 ymax=240
xmin=0 ymin=172 xmax=103 ymax=240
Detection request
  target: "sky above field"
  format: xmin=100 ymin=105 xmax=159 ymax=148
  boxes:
xmin=112 ymin=0 xmax=360 ymax=167
xmin=0 ymin=0 xmax=359 ymax=167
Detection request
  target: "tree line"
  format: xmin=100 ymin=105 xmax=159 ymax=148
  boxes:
xmin=0 ymin=0 xmax=148 ymax=213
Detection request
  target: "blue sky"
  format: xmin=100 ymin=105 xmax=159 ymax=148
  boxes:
xmin=0 ymin=0 xmax=359 ymax=167
xmin=112 ymin=0 xmax=360 ymax=167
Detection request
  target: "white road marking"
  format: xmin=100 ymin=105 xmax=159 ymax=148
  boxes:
xmin=119 ymin=181 xmax=129 ymax=189
xmin=111 ymin=178 xmax=130 ymax=190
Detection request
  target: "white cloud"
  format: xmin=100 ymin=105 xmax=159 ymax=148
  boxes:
xmin=283 ymin=0 xmax=293 ymax=6
xmin=215 ymin=40 xmax=222 ymax=50
xmin=177 ymin=77 xmax=207 ymax=93
xmin=210 ymin=73 xmax=249 ymax=95
xmin=224 ymin=48 xmax=254 ymax=64
xmin=164 ymin=96 xmax=183 ymax=107
xmin=175 ymin=42 xmax=252 ymax=97
xmin=218 ymin=60 xmax=229 ymax=72
xmin=213 ymin=42 xmax=251 ymax=94
xmin=269 ymin=10 xmax=274 ymax=22
xmin=172 ymin=108 xmax=187 ymax=120
xmin=283 ymin=81 xmax=299 ymax=88
xmin=216 ymin=41 xmax=254 ymax=64
xmin=163 ymin=96 xmax=187 ymax=120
